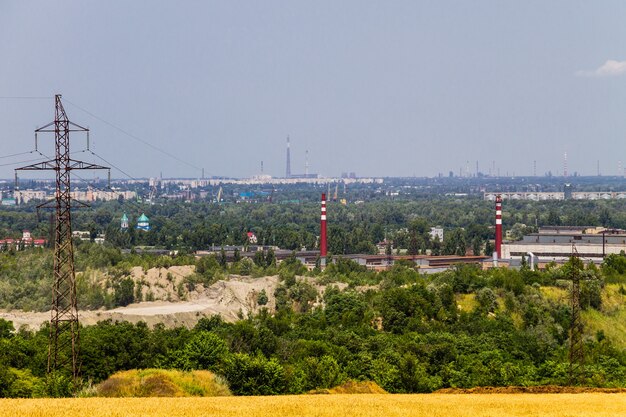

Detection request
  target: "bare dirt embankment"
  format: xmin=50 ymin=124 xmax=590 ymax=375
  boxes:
xmin=0 ymin=273 xmax=281 ymax=330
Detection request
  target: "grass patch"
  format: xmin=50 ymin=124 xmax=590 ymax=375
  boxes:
xmin=456 ymin=294 xmax=477 ymax=312
xmin=600 ymin=284 xmax=626 ymax=313
xmin=583 ymin=308 xmax=626 ymax=347
xmin=309 ymin=380 xmax=387 ymax=394
xmin=96 ymin=369 xmax=231 ymax=397
xmin=539 ymin=287 xmax=568 ymax=304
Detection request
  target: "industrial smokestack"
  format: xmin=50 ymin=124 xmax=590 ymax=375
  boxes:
xmin=305 ymin=149 xmax=309 ymax=177
xmin=320 ymin=193 xmax=327 ymax=267
xmin=286 ymin=136 xmax=291 ymax=178
xmin=495 ymin=194 xmax=502 ymax=259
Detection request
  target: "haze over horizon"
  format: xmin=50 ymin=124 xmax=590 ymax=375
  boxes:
xmin=1 ymin=1 xmax=625 ymax=180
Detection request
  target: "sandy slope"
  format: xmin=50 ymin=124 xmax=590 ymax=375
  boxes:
xmin=0 ymin=275 xmax=280 ymax=330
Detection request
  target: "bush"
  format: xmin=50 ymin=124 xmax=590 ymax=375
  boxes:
xmin=300 ymin=355 xmax=346 ymax=390
xmin=257 ymin=289 xmax=268 ymax=306
xmin=222 ymin=354 xmax=286 ymax=395
xmin=34 ymin=372 xmax=74 ymax=398
xmin=476 ymin=287 xmax=498 ymax=313
xmin=0 ymin=364 xmax=16 ymax=397
xmin=5 ymin=368 xmax=39 ymax=398
xmin=179 ymin=331 xmax=228 ymax=371
xmin=113 ymin=278 xmax=135 ymax=307
xmin=96 ymin=369 xmax=231 ymax=397
xmin=581 ymin=279 xmax=603 ymax=310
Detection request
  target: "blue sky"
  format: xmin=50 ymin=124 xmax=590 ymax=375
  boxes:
xmin=1 ymin=1 xmax=625 ymax=178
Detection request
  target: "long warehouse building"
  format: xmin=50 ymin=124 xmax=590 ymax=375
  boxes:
xmin=502 ymin=226 xmax=626 ymax=262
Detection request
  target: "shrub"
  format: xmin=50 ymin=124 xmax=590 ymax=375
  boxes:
xmin=257 ymin=289 xmax=268 ymax=306
xmin=114 ymin=278 xmax=135 ymax=307
xmin=300 ymin=355 xmax=346 ymax=390
xmin=96 ymin=369 xmax=230 ymax=397
xmin=179 ymin=331 xmax=228 ymax=371
xmin=223 ymin=354 xmax=286 ymax=395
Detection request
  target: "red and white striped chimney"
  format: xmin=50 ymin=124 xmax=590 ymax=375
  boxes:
xmin=320 ymin=193 xmax=327 ymax=266
xmin=495 ymin=194 xmax=502 ymax=259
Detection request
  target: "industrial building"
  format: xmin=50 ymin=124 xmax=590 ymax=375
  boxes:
xmin=502 ymin=226 xmax=626 ymax=263
xmin=194 ymin=248 xmax=487 ymax=273
xmin=485 ymin=191 xmax=626 ymax=201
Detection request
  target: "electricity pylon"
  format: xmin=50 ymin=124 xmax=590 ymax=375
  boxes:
xmin=16 ymin=94 xmax=109 ymax=385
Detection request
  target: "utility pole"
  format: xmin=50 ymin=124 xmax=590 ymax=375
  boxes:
xmin=16 ymin=95 xmax=109 ymax=386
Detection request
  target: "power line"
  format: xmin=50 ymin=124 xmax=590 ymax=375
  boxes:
xmin=62 ymin=98 xmax=204 ymax=174
xmin=23 ymin=151 xmax=221 ymax=313
xmin=0 ymin=96 xmax=53 ymax=100
xmin=0 ymin=150 xmax=37 ymax=160
xmin=89 ymin=150 xmax=138 ymax=181
xmin=36 ymin=150 xmax=148 ymax=214
xmin=0 ymin=156 xmax=47 ymax=168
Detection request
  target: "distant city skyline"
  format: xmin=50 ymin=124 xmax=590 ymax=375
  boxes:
xmin=1 ymin=1 xmax=625 ymax=179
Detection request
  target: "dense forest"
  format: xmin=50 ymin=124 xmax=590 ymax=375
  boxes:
xmin=2 ymin=246 xmax=626 ymax=397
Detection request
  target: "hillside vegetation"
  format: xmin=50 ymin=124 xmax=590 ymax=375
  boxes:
xmin=96 ymin=369 xmax=230 ymax=397
xmin=3 ymin=246 xmax=626 ymax=397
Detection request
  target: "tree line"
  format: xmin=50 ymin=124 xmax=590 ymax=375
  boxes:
xmin=2 ymin=197 xmax=626 ymax=257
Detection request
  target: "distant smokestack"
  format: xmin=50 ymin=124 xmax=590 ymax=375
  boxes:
xmin=563 ymin=151 xmax=568 ymax=178
xmin=495 ymin=194 xmax=502 ymax=259
xmin=305 ymin=150 xmax=309 ymax=177
xmin=320 ymin=193 xmax=327 ymax=267
xmin=286 ymin=136 xmax=291 ymax=178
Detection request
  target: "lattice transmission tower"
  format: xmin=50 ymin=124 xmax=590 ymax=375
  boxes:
xmin=565 ymin=244 xmax=598 ymax=386
xmin=16 ymin=94 xmax=109 ymax=383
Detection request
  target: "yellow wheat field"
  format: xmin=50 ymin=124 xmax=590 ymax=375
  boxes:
xmin=1 ymin=394 xmax=626 ymax=417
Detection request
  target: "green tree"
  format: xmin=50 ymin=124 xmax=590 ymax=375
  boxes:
xmin=179 ymin=331 xmax=228 ymax=371
xmin=301 ymin=355 xmax=345 ymax=390
xmin=265 ymin=248 xmax=276 ymax=268
xmin=114 ymin=278 xmax=135 ymax=307
xmin=253 ymin=251 xmax=265 ymax=267
xmin=219 ymin=248 xmax=227 ymax=268
xmin=475 ymin=287 xmax=498 ymax=313
xmin=547 ymin=209 xmax=561 ymax=226
xmin=485 ymin=240 xmax=494 ymax=257
xmin=223 ymin=354 xmax=286 ymax=395
xmin=471 ymin=237 xmax=482 ymax=256
xmin=408 ymin=234 xmax=419 ymax=256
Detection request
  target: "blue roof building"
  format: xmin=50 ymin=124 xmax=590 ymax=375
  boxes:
xmin=136 ymin=213 xmax=150 ymax=231
xmin=121 ymin=213 xmax=129 ymax=230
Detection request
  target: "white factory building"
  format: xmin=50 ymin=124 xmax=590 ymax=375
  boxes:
xmin=502 ymin=226 xmax=626 ymax=264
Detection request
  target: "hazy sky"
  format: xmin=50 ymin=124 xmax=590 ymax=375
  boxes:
xmin=1 ymin=1 xmax=625 ymax=179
